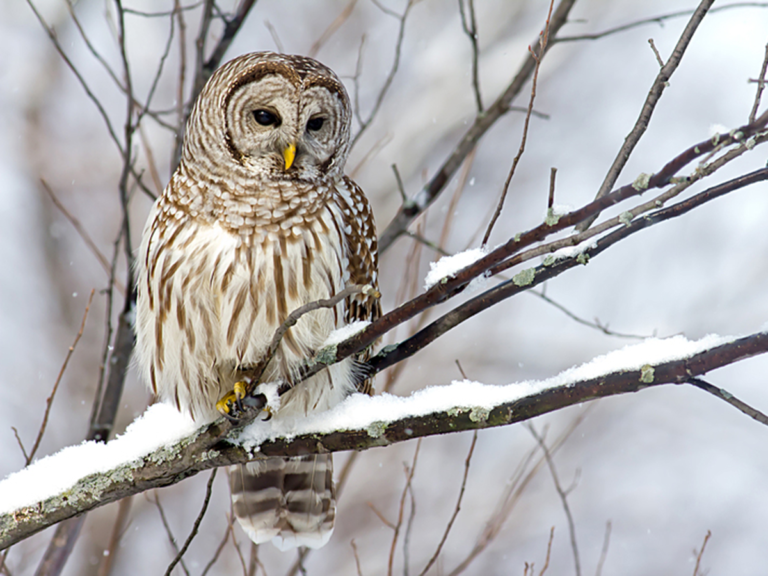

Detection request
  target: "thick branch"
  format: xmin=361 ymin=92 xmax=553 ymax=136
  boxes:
xmin=2 ymin=331 xmax=767 ymax=549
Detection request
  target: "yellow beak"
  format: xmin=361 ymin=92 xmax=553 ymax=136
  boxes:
xmin=283 ymin=143 xmax=296 ymax=171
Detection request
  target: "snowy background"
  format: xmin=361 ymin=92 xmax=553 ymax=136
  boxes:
xmin=2 ymin=0 xmax=768 ymax=574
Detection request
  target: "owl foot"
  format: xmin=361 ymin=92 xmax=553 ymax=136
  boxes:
xmin=216 ymin=380 xmax=249 ymax=418
xmin=216 ymin=380 xmax=281 ymax=422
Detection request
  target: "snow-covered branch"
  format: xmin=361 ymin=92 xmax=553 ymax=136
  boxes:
xmin=2 ymin=331 xmax=767 ymax=550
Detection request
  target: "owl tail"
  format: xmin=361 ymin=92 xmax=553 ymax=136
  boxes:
xmin=229 ymin=455 xmax=336 ymax=551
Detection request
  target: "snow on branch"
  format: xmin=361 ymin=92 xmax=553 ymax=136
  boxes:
xmin=2 ymin=331 xmax=767 ymax=550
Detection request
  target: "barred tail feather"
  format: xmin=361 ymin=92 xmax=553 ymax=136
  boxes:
xmin=230 ymin=455 xmax=336 ymax=550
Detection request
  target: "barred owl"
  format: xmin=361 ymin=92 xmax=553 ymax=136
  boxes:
xmin=135 ymin=52 xmax=380 ymax=550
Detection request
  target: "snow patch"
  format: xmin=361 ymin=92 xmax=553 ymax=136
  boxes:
xmin=322 ymin=320 xmax=370 ymax=347
xmin=424 ymin=247 xmax=487 ymax=290
xmin=0 ymin=403 xmax=196 ymax=514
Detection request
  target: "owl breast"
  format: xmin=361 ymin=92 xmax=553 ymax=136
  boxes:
xmin=135 ymin=174 xmax=356 ymax=422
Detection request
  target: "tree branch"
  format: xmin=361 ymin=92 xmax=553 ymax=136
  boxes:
xmin=2 ymin=331 xmax=767 ymax=549
xmin=377 ymin=0 xmax=579 ymax=252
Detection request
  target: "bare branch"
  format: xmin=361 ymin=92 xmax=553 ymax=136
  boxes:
xmin=688 ymin=378 xmax=768 ymax=425
xmin=595 ymin=521 xmax=612 ymax=576
xmin=448 ymin=409 xmax=593 ymax=576
xmin=3 ymin=330 xmax=768 ymax=548
xmin=40 ymin=180 xmax=122 ymax=291
xmin=539 ymin=526 xmax=555 ymax=576
xmin=308 ymin=0 xmax=358 ymax=58
xmin=27 ymin=290 xmax=95 ymax=465
xmin=95 ymin=497 xmax=133 ymax=576
xmin=350 ymin=0 xmax=414 ymax=148
xmin=458 ymin=0 xmax=483 ymax=112
xmin=692 ymin=530 xmax=712 ymax=576
xmin=547 ymin=167 xmax=557 ymax=209
xmin=528 ymin=425 xmax=580 ymax=576
xmin=389 ymin=440 xmax=421 ymax=576
xmin=749 ymin=42 xmax=768 ymax=123
xmin=378 ymin=0 xmax=579 ymax=252
xmin=553 ymin=3 xmax=768 ymax=43
xmin=481 ymin=0 xmax=554 ymax=246
xmin=26 ymin=0 xmax=124 ymax=156
xmin=200 ymin=514 xmax=236 ymax=576
xmin=351 ymin=539 xmax=364 ymax=576
xmin=576 ymin=0 xmax=715 ymax=231
xmin=153 ymin=493 xmax=190 ymax=576
xmin=528 ymin=290 xmax=649 ymax=340
xmin=418 ymin=432 xmax=477 ymax=576
xmin=164 ymin=469 xmax=218 ymax=576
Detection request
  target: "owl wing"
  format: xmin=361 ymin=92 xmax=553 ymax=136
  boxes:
xmin=336 ymin=176 xmax=381 ymax=395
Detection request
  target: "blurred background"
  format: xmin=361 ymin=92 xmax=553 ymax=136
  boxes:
xmin=2 ymin=0 xmax=768 ymax=574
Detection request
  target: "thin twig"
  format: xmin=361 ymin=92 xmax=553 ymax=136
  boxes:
xmin=175 ymin=0 xmax=188 ymax=160
xmin=392 ymin=164 xmax=409 ymax=205
xmin=249 ymin=284 xmax=375 ymax=392
xmin=749 ymin=42 xmax=768 ymax=123
xmin=538 ymin=526 xmax=555 ymax=576
xmin=529 ymin=290 xmax=648 ymax=340
xmin=153 ymin=492 xmax=190 ymax=576
xmin=547 ymin=167 xmax=557 ymax=209
xmin=163 ymin=469 xmax=218 ymax=576
xmin=554 ymin=3 xmax=768 ymax=43
xmin=692 ymin=530 xmax=712 ymax=576
xmin=27 ymin=290 xmax=94 ymax=465
xmin=367 ymin=501 xmax=394 ymax=530
xmin=447 ymin=408 xmax=594 ymax=576
xmin=202 ymin=0 xmax=258 ymax=87
xmin=65 ymin=1 xmax=124 ymax=94
xmin=96 ymin=497 xmax=133 ymax=576
xmin=351 ymin=0 xmax=414 ymax=148
xmin=482 ymin=0 xmax=554 ymax=245
xmin=227 ymin=513 xmax=249 ymax=576
xmin=528 ymin=424 xmax=581 ymax=576
xmin=26 ymin=0 xmax=124 ymax=155
xmin=402 ymin=477 xmax=417 ymax=576
xmin=308 ymin=0 xmax=358 ymax=58
xmin=264 ymin=20 xmax=284 ymax=53
xmin=378 ymin=0 xmax=579 ymax=252
xmin=403 ymin=231 xmax=450 ymax=256
xmin=246 ymin=542 xmax=259 ymax=576
xmin=40 ymin=180 xmax=123 ymax=290
xmin=576 ymin=0 xmax=715 ymax=231
xmin=123 ymin=2 xmax=203 ymax=17
xmin=595 ymin=520 xmax=612 ymax=576
xmin=418 ymin=431 xmax=478 ymax=576
xmin=648 ymin=38 xmax=664 ymax=67
xmin=200 ymin=515 xmax=236 ymax=576
xmin=10 ymin=429 xmax=28 ymax=464
xmin=351 ymin=540 xmax=364 ymax=576
xmin=458 ymin=0 xmax=483 ymax=112
xmin=688 ymin=378 xmax=768 ymax=426
xmin=389 ymin=440 xmax=422 ymax=576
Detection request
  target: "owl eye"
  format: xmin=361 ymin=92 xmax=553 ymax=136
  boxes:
xmin=306 ymin=117 xmax=325 ymax=132
xmin=253 ymin=109 xmax=279 ymax=126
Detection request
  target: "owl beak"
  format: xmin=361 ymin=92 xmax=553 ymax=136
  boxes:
xmin=282 ymin=143 xmax=296 ymax=171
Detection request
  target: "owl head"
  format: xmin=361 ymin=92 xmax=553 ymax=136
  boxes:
xmin=182 ymin=52 xmax=352 ymax=183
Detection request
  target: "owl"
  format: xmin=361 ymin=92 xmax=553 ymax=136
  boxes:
xmin=135 ymin=52 xmax=380 ymax=550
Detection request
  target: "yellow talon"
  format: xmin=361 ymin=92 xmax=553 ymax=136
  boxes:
xmin=216 ymin=380 xmax=248 ymax=415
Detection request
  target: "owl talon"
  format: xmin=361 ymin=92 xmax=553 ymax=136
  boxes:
xmin=216 ymin=380 xmax=250 ymax=417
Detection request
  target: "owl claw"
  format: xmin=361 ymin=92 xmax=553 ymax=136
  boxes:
xmin=216 ymin=380 xmax=249 ymax=418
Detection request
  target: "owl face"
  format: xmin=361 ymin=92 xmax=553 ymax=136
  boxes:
xmin=185 ymin=53 xmax=352 ymax=183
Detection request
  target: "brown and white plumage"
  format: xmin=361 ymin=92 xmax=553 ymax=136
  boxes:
xmin=135 ymin=52 xmax=379 ymax=550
